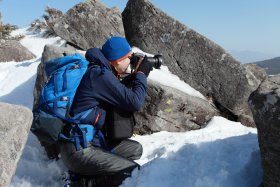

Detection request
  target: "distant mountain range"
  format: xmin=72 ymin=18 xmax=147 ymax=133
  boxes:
xmin=250 ymin=57 xmax=280 ymax=75
xmin=228 ymin=50 xmax=278 ymax=64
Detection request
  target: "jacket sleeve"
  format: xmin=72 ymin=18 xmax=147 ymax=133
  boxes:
xmin=93 ymin=71 xmax=147 ymax=112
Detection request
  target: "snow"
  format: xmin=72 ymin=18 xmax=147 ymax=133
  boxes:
xmin=124 ymin=117 xmax=261 ymax=187
xmin=11 ymin=27 xmax=63 ymax=57
xmin=132 ymin=47 xmax=206 ymax=99
xmin=149 ymin=66 xmax=205 ymax=99
xmin=0 ymin=28 xmax=262 ymax=187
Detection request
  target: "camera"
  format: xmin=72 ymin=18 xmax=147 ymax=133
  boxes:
xmin=129 ymin=53 xmax=163 ymax=70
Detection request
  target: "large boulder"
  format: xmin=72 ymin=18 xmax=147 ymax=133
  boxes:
xmin=52 ymin=0 xmax=124 ymax=50
xmin=135 ymin=80 xmax=219 ymax=134
xmin=243 ymin=64 xmax=267 ymax=87
xmin=33 ymin=44 xmax=79 ymax=111
xmin=0 ymin=102 xmax=33 ymax=187
xmin=248 ymin=75 xmax=280 ymax=187
xmin=43 ymin=7 xmax=63 ymax=37
xmin=0 ymin=40 xmax=36 ymax=62
xmin=239 ymin=64 xmax=267 ymax=127
xmin=122 ymin=0 xmax=263 ymax=126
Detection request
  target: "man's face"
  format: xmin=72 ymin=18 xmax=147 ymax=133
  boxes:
xmin=112 ymin=57 xmax=131 ymax=74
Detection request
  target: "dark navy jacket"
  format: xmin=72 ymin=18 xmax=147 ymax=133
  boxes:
xmin=70 ymin=48 xmax=147 ymax=128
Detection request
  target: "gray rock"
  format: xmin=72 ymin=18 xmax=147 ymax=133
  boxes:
xmin=122 ymin=0 xmax=262 ymax=126
xmin=238 ymin=64 xmax=268 ymax=127
xmin=243 ymin=63 xmax=267 ymax=90
xmin=0 ymin=102 xmax=33 ymax=187
xmin=43 ymin=7 xmax=63 ymax=37
xmin=0 ymin=40 xmax=36 ymax=62
xmin=248 ymin=75 xmax=280 ymax=187
xmin=52 ymin=0 xmax=125 ymax=50
xmin=27 ymin=19 xmax=48 ymax=36
xmin=135 ymin=80 xmax=219 ymax=134
xmin=33 ymin=44 xmax=79 ymax=111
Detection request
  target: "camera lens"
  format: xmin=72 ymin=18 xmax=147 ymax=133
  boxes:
xmin=130 ymin=53 xmax=163 ymax=70
xmin=147 ymin=54 xmax=163 ymax=69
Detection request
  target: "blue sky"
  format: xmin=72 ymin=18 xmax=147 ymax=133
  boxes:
xmin=0 ymin=0 xmax=279 ymax=58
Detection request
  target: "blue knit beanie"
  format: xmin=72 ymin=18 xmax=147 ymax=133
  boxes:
xmin=101 ymin=36 xmax=132 ymax=63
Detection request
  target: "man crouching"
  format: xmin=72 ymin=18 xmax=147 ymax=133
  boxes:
xmin=60 ymin=36 xmax=152 ymax=187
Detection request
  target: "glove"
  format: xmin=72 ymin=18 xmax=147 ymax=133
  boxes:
xmin=137 ymin=56 xmax=153 ymax=77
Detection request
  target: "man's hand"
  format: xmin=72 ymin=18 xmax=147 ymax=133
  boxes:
xmin=137 ymin=56 xmax=153 ymax=77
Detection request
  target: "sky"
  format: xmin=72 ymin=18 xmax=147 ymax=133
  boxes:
xmin=0 ymin=0 xmax=279 ymax=59
xmin=1 ymin=28 xmax=262 ymax=187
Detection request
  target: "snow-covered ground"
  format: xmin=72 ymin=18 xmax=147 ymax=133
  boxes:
xmin=0 ymin=28 xmax=262 ymax=187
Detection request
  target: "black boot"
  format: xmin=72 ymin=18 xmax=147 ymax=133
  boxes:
xmin=68 ymin=165 xmax=139 ymax=187
xmin=69 ymin=175 xmax=114 ymax=187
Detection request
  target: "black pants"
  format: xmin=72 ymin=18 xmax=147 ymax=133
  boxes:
xmin=60 ymin=139 xmax=142 ymax=186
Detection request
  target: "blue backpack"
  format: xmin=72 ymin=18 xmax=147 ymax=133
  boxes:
xmin=31 ymin=53 xmax=104 ymax=151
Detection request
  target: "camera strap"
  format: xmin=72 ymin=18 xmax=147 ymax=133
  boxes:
xmin=134 ymin=56 xmax=144 ymax=73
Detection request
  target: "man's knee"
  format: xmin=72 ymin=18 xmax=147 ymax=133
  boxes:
xmin=135 ymin=141 xmax=143 ymax=159
xmin=130 ymin=140 xmax=143 ymax=160
xmin=112 ymin=139 xmax=143 ymax=160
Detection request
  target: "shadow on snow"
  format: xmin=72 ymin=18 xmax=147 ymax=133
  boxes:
xmin=124 ymin=133 xmax=262 ymax=187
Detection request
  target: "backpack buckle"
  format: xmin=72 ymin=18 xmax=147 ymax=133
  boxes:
xmin=60 ymin=96 xmax=69 ymax=101
xmin=71 ymin=64 xmax=81 ymax=69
